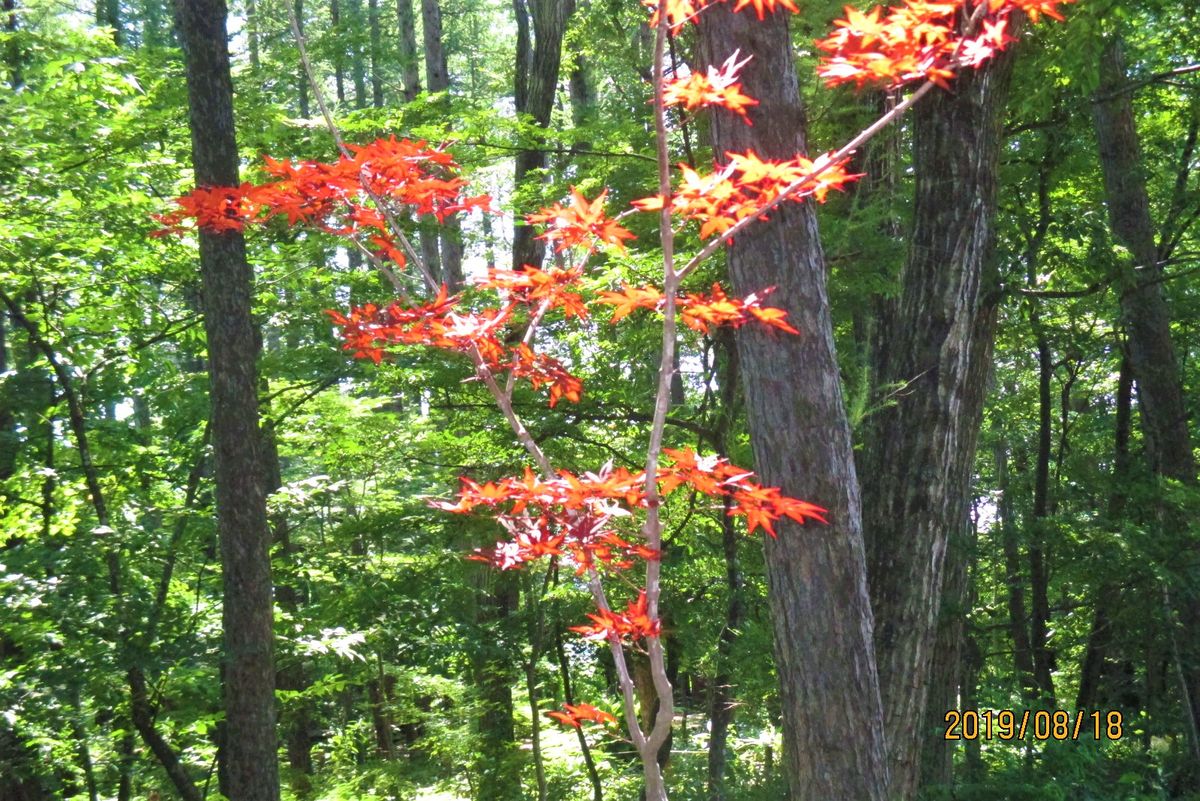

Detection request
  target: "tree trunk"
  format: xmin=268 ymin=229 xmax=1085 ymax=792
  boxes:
xmin=420 ymin=0 xmax=464 ymax=285
xmin=348 ymin=0 xmax=367 ymax=108
xmin=472 ymin=569 xmax=521 ymax=801
xmin=860 ymin=52 xmax=1013 ymax=798
xmin=295 ymin=0 xmax=309 ymax=116
xmin=331 ymin=0 xmax=346 ymax=103
xmin=1077 ymin=356 xmax=1133 ymax=711
xmin=368 ymin=0 xmax=383 ymax=107
xmin=510 ymin=0 xmax=575 ymax=271
xmin=174 ymin=2 xmax=280 ymax=799
xmin=396 ymin=0 xmax=420 ymax=101
xmin=1028 ymin=320 xmax=1056 ymax=702
xmin=696 ymin=8 xmax=889 ymax=800
xmin=1094 ymin=35 xmax=1200 ymax=760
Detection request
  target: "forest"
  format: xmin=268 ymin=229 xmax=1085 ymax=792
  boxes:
xmin=1 ymin=0 xmax=1199 ymax=799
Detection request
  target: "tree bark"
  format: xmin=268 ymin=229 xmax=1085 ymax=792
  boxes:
xmin=420 ymin=0 xmax=464 ymax=286
xmin=697 ymin=8 xmax=889 ymax=800
xmin=510 ymin=0 xmax=575 ymax=271
xmin=1028 ymin=317 xmax=1056 ymax=702
xmin=860 ymin=53 xmax=1013 ymax=798
xmin=368 ymin=0 xmax=383 ymax=107
xmin=396 ymin=0 xmax=421 ymax=101
xmin=174 ymin=2 xmax=280 ymax=799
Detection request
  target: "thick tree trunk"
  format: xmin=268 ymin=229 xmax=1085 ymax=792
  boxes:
xmin=510 ymin=0 xmax=575 ymax=271
xmin=697 ymin=8 xmax=889 ymax=800
xmin=396 ymin=0 xmax=420 ymax=101
xmin=1094 ymin=36 xmax=1200 ymax=761
xmin=174 ymin=2 xmax=280 ymax=799
xmin=860 ymin=54 xmax=1012 ymax=798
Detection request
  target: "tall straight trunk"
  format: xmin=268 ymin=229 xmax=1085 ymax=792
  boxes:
xmin=295 ymin=0 xmax=309 ymax=116
xmin=1028 ymin=318 xmax=1056 ymax=702
xmin=860 ymin=51 xmax=1013 ymax=798
xmin=246 ymin=0 xmax=260 ymax=69
xmin=331 ymin=0 xmax=346 ymax=103
xmin=348 ymin=0 xmax=367 ymax=108
xmin=1077 ymin=355 xmax=1133 ymax=711
xmin=471 ymin=570 xmax=521 ymax=801
xmin=697 ymin=8 xmax=889 ymax=800
xmin=368 ymin=0 xmax=383 ymax=107
xmin=174 ymin=2 xmax=280 ymax=799
xmin=510 ymin=0 xmax=575 ymax=271
xmin=396 ymin=0 xmax=420 ymax=101
xmin=1094 ymin=36 xmax=1200 ymax=759
xmin=419 ymin=0 xmax=459 ymax=283
xmin=997 ymin=439 xmax=1039 ymax=700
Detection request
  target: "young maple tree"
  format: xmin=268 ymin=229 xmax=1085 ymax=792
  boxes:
xmin=156 ymin=0 xmax=1071 ymax=796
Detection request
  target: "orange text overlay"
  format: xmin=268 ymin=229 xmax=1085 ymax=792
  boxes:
xmin=944 ymin=710 xmax=1124 ymax=741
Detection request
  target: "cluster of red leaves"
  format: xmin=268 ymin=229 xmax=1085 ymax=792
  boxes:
xmin=479 ymin=266 xmax=589 ymax=319
xmin=526 ymin=188 xmax=635 ymax=254
xmin=326 ymin=285 xmax=585 ymax=407
xmin=596 ymin=283 xmax=799 ymax=335
xmin=153 ymin=137 xmax=490 ymax=267
xmin=816 ymin=0 xmax=1071 ymax=89
xmin=644 ymin=0 xmax=798 ymax=31
xmin=662 ymin=50 xmax=759 ymax=122
xmin=545 ymin=703 xmax=617 ymax=729
xmin=570 ymin=591 xmax=662 ymax=642
xmin=633 ymin=150 xmax=858 ymax=239
xmin=433 ymin=448 xmax=826 ymax=572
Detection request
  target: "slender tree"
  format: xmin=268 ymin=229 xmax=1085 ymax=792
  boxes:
xmin=173 ymin=1 xmax=280 ymax=798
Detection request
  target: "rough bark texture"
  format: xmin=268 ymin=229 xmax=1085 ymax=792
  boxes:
xmin=697 ymin=9 xmax=889 ymax=800
xmin=860 ymin=55 xmax=1012 ymax=799
xmin=511 ymin=0 xmax=575 ymax=271
xmin=174 ymin=2 xmax=280 ymax=799
xmin=1094 ymin=36 xmax=1200 ymax=760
